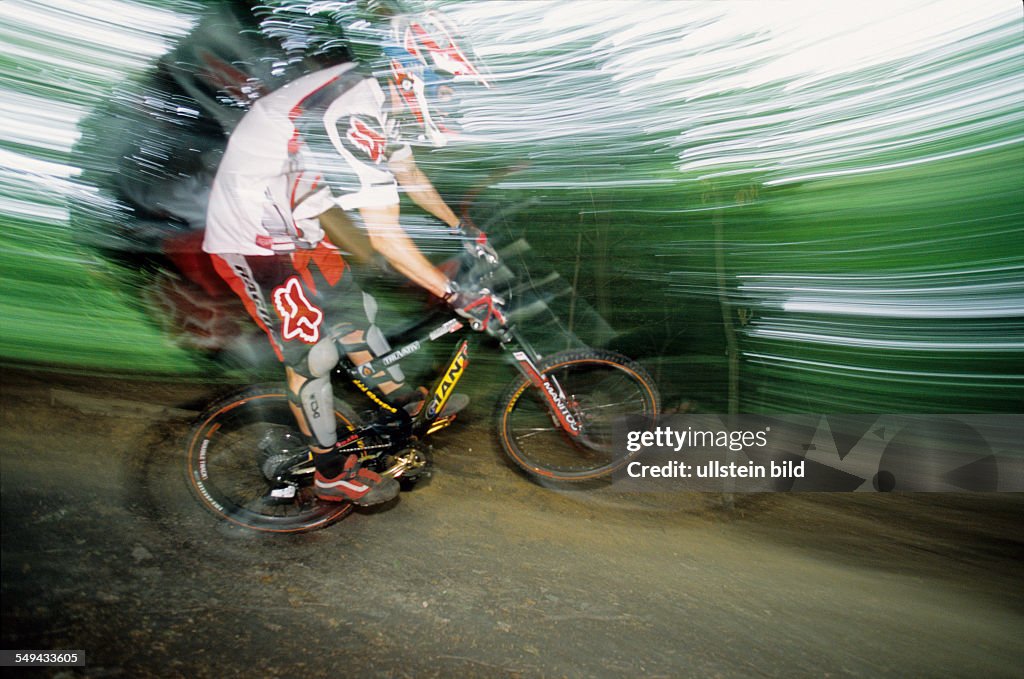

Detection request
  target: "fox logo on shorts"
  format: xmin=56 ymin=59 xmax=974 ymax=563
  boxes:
xmin=273 ymin=277 xmax=323 ymax=344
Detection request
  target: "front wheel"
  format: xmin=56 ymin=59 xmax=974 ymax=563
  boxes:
xmin=185 ymin=385 xmax=362 ymax=533
xmin=497 ymin=349 xmax=660 ymax=482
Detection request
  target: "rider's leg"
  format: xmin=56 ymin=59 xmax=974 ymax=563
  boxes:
xmin=285 ymin=286 xmax=419 ymax=460
xmin=209 ymin=250 xmax=397 ymax=504
xmin=335 ymin=291 xmax=425 ymax=406
xmin=286 ymin=336 xmax=342 ymax=464
xmin=284 ymin=334 xmax=410 ymax=457
xmin=340 ymin=329 xmax=402 ymax=394
xmin=285 ymin=336 xmax=398 ymax=506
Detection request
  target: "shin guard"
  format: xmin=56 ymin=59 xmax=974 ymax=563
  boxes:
xmin=298 ymin=375 xmax=337 ymax=449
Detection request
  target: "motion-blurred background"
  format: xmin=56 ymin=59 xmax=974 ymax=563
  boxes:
xmin=2 ymin=0 xmax=1021 ymax=413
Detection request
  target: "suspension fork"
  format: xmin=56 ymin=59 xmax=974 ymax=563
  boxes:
xmin=502 ymin=328 xmax=581 ymax=438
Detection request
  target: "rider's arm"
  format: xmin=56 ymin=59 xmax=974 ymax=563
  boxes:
xmin=388 ymin=152 xmax=498 ymax=265
xmin=318 ymin=207 xmax=376 ymax=264
xmin=359 ymin=202 xmax=452 ymax=299
xmin=388 ymin=153 xmax=460 ymax=231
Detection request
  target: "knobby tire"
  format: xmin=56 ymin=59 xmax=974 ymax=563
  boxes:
xmin=185 ymin=384 xmax=361 ymax=533
xmin=497 ymin=349 xmax=660 ymax=482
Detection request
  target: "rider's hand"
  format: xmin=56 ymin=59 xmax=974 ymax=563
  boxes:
xmin=445 ymin=281 xmax=507 ymax=334
xmin=456 ymin=220 xmax=499 ymax=265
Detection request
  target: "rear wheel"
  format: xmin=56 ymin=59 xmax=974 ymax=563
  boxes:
xmin=497 ymin=350 xmax=660 ymax=482
xmin=185 ymin=385 xmax=362 ymax=533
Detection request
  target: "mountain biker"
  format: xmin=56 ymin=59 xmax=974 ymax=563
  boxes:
xmin=203 ymin=9 xmax=495 ymax=506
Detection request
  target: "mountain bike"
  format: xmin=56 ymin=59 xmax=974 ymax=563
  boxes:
xmin=184 ymin=249 xmax=661 ymax=533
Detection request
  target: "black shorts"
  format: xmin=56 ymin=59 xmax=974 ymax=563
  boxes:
xmin=211 ymin=245 xmax=369 ymax=366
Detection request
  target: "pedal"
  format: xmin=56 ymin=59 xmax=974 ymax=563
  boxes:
xmin=263 ymin=485 xmax=297 ymax=506
xmin=270 ymin=486 xmax=297 ymax=499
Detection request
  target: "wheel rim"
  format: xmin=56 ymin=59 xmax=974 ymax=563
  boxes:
xmin=503 ymin=359 xmax=655 ymax=479
xmin=188 ymin=393 xmax=351 ymax=532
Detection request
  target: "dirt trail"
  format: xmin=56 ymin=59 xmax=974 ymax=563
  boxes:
xmin=2 ymin=368 xmax=1021 ymax=678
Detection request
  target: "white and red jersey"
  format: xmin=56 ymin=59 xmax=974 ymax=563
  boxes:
xmin=203 ymin=62 xmax=412 ymax=255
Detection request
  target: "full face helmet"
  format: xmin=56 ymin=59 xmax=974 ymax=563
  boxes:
xmin=378 ymin=11 xmax=491 ymax=147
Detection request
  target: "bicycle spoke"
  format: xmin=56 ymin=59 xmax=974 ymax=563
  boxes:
xmin=187 ymin=388 xmax=355 ymax=532
xmin=499 ymin=350 xmax=659 ymax=480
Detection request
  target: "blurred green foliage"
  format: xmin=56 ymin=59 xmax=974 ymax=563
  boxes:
xmin=1 ymin=0 xmax=1021 ymax=413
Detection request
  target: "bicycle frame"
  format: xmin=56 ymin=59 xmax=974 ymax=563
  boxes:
xmin=338 ymin=310 xmax=581 ymax=462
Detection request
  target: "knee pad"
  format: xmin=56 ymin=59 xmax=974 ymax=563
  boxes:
xmin=362 ymin=292 xmax=378 ymax=324
xmin=364 ymin=323 xmax=390 ymax=355
xmin=306 ymin=336 xmax=340 ymax=378
xmin=365 ymin=325 xmax=405 ymax=383
xmin=298 ymin=375 xmax=337 ymax=448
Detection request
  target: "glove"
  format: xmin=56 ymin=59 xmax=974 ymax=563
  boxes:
xmin=445 ymin=281 xmax=507 ymax=334
xmin=456 ymin=220 xmax=499 ymax=265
